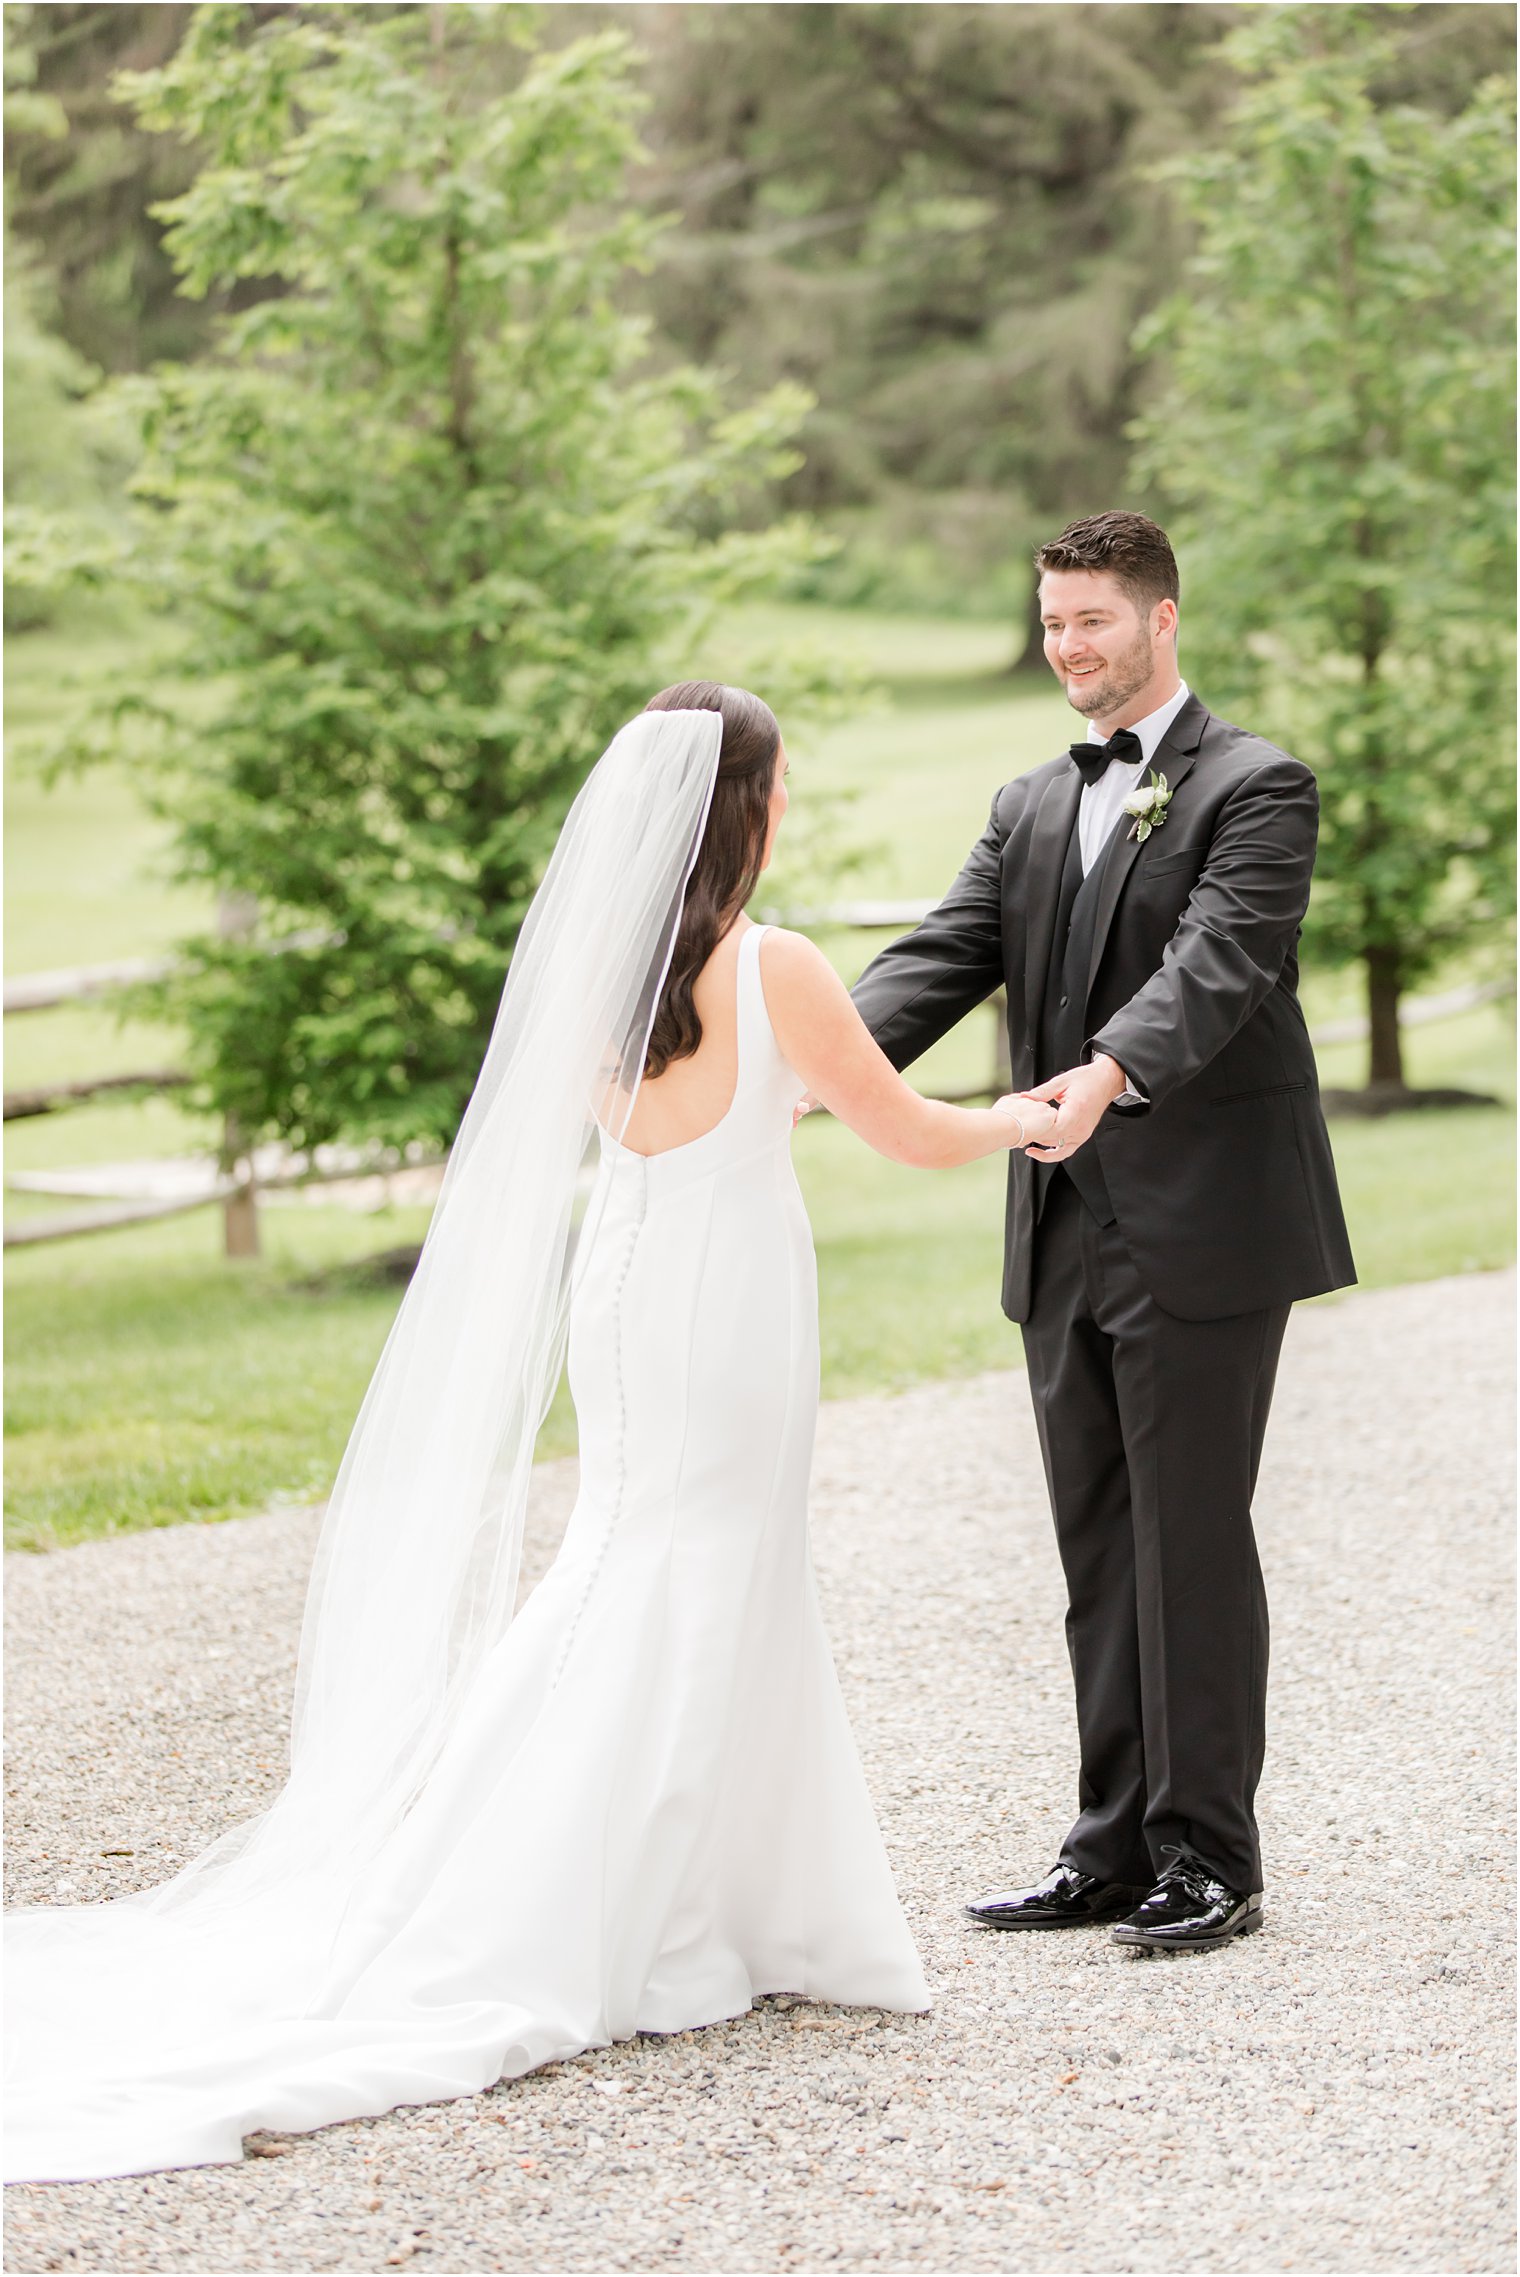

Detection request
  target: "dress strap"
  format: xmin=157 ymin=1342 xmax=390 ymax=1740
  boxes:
xmin=735 ymin=922 xmax=773 ymax=1072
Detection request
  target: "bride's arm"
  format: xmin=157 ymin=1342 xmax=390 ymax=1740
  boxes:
xmin=759 ymin=928 xmax=1055 ymax=1169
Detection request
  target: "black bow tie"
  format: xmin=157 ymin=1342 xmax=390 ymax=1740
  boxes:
xmin=1069 ymin=727 xmax=1144 ymax=788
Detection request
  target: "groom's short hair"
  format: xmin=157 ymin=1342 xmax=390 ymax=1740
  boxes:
xmin=1035 ymin=512 xmax=1179 ymax=615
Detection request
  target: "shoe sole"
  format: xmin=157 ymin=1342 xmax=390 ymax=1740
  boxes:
xmin=965 ymin=1907 xmax=1141 ymax=1932
xmin=1110 ymin=1908 xmax=1264 ymax=1953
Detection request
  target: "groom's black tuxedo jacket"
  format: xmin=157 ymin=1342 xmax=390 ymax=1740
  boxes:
xmin=852 ymin=693 xmax=1356 ymax=1323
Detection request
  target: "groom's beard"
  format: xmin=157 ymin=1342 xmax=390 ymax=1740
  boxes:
xmin=1063 ymin=625 xmax=1155 ymax=720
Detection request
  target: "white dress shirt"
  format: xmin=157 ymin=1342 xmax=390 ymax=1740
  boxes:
xmin=1076 ymin=680 xmax=1190 ymax=1106
xmin=1079 ymin=679 xmax=1191 ymax=874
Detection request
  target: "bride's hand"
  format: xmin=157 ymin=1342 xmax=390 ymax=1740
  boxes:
xmin=993 ymin=1092 xmax=1058 ymax=1150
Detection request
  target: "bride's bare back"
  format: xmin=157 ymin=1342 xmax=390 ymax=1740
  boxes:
xmin=618 ymin=916 xmax=1055 ymax=1167
xmin=616 ymin=921 xmax=750 ymax=1158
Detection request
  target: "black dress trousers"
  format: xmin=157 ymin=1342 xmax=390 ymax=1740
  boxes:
xmin=1020 ymin=1173 xmax=1289 ymax=1895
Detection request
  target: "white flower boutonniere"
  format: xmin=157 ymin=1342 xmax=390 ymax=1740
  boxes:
xmin=1123 ymin=769 xmax=1173 ymax=843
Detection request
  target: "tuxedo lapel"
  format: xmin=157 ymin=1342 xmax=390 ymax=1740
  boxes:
xmin=1085 ymin=695 xmax=1210 ymax=996
xmin=1023 ymin=765 xmax=1084 ymax=1040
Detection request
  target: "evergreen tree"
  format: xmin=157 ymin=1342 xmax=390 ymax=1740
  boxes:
xmin=47 ymin=3 xmax=825 ymax=1156
xmin=630 ymin=2 xmax=1515 ymax=656
xmin=3 ymin=4 xmax=127 ymax=627
xmin=1134 ymin=5 xmax=1515 ymax=1090
xmin=634 ymin=1 xmax=1233 ymax=652
xmin=10 ymin=0 xmax=1513 ymax=651
xmin=4 ymin=4 xmax=207 ymax=375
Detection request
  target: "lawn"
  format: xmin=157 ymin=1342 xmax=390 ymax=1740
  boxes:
xmin=6 ymin=599 xmax=1514 ymax=1549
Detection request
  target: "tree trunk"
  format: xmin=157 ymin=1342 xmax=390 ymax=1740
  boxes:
xmin=1010 ymin=578 xmax=1048 ymax=674
xmin=223 ymin=1193 xmax=260 ymax=1258
xmin=220 ymin=1111 xmax=261 ymax=1258
xmin=1366 ymin=946 xmax=1405 ymax=1089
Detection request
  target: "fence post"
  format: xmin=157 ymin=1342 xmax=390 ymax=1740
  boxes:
xmin=217 ymin=892 xmax=260 ymax=1259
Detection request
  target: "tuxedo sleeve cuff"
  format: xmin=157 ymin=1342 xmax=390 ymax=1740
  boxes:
xmin=1083 ymin=1040 xmax=1150 ymax=1114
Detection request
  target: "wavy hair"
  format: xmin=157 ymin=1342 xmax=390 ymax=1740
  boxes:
xmin=1034 ymin=510 xmax=1179 ymax=614
xmin=642 ymin=680 xmax=781 ymax=1079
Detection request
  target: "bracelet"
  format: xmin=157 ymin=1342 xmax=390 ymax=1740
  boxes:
xmin=1009 ymin=1111 xmax=1026 ymax=1148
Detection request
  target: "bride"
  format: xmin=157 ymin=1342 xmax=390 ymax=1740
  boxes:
xmin=4 ymin=683 xmax=1053 ymax=2185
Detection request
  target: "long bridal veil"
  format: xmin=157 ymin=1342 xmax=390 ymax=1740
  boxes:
xmin=5 ymin=707 xmax=724 ymax=2182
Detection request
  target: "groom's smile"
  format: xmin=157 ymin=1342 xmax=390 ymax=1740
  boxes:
xmin=1039 ymin=564 xmax=1178 ymax=729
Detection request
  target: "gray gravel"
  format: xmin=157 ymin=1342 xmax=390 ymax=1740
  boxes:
xmin=5 ymin=1269 xmax=1514 ymax=2274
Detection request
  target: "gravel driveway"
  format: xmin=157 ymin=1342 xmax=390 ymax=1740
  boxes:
xmin=5 ymin=1269 xmax=1514 ymax=2274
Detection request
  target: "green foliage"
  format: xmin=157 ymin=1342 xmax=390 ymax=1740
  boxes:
xmin=3 ymin=3 xmax=68 ymax=143
xmin=2 ymin=7 xmax=127 ymax=627
xmin=3 ymin=241 xmax=95 ymax=627
xmin=9 ymin=5 xmax=1515 ymax=635
xmin=634 ymin=2 xmax=1236 ymax=629
xmin=632 ymin=1 xmax=1516 ymax=636
xmin=42 ymin=3 xmax=834 ymax=1156
xmin=7 ymin=597 xmax=1512 ymax=1550
xmin=4 ymin=3 xmax=211 ymax=376
xmin=1134 ymin=4 xmax=1516 ymax=1077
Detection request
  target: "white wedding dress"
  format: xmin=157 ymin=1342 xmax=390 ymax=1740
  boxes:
xmin=5 ymin=923 xmax=929 ymax=2185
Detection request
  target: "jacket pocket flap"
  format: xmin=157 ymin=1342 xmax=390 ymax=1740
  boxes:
xmin=1209 ymin=1081 xmax=1308 ymax=1107
xmin=1141 ymin=840 xmax=1210 ymax=873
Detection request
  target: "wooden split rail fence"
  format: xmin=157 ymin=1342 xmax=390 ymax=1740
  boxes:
xmin=5 ymin=905 xmax=1511 ymax=1255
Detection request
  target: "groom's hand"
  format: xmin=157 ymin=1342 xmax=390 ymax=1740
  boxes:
xmin=1021 ymin=1054 xmax=1128 ymax=1161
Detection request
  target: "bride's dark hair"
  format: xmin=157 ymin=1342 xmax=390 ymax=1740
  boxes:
xmin=642 ymin=680 xmax=781 ymax=1079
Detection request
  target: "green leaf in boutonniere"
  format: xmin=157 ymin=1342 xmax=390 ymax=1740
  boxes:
xmin=1123 ymin=769 xmax=1173 ymax=843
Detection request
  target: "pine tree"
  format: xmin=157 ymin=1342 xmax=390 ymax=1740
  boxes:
xmin=46 ymin=3 xmax=825 ymax=1155
xmin=1134 ymin=4 xmax=1515 ymax=1091
xmin=633 ymin=2 xmax=1230 ymax=651
xmin=5 ymin=4 xmax=206 ymax=375
xmin=3 ymin=4 xmax=128 ymax=626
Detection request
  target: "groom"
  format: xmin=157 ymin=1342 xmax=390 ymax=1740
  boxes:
xmin=852 ymin=511 xmax=1354 ymax=1950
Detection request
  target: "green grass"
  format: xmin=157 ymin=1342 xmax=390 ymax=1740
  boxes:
xmin=9 ymin=1072 xmax=1508 ymax=1553
xmin=4 ymin=1202 xmax=441 ymax=1553
xmin=1319 ymin=1106 xmax=1514 ymax=1287
xmin=808 ymin=990 xmax=1517 ymax=1390
xmin=5 ymin=604 xmax=212 ymax=973
xmin=5 ymin=598 xmax=1514 ymax=1549
xmin=5 ymin=601 xmax=219 ymax=1199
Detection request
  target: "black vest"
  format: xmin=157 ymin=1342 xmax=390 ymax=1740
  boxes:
xmin=1035 ymin=814 xmax=1118 ymax=1227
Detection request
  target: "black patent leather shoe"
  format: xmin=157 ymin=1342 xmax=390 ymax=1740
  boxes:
xmin=1110 ymin=1849 xmax=1264 ymax=1951
xmin=965 ymin=1863 xmax=1151 ymax=1931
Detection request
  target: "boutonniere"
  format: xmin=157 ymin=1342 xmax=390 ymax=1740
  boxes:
xmin=1123 ymin=769 xmax=1173 ymax=842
